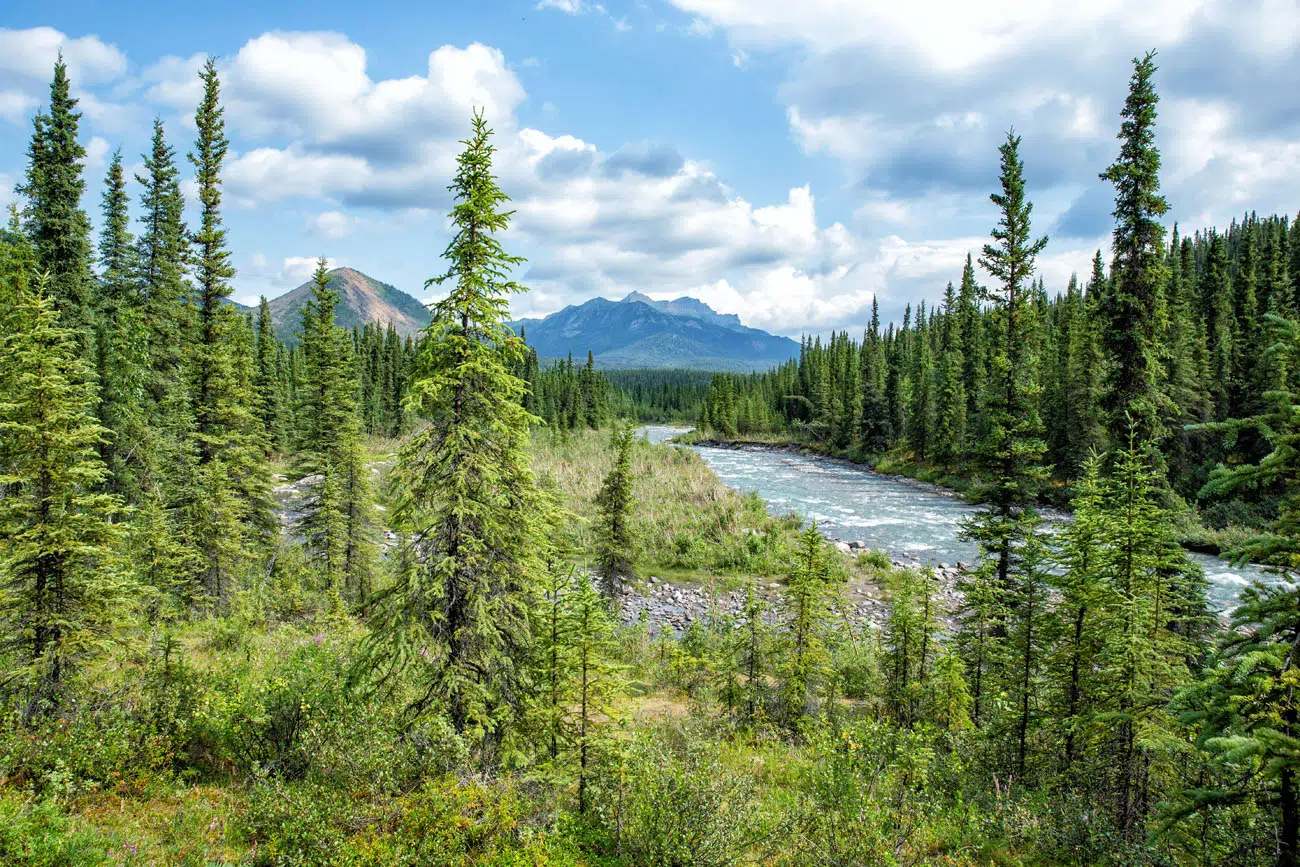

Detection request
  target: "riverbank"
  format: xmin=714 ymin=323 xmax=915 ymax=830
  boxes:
xmin=679 ymin=429 xmax=1266 ymax=565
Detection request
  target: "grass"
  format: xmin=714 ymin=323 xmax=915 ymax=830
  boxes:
xmin=530 ymin=427 xmax=805 ymax=582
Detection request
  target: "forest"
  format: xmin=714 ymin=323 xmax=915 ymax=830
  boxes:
xmin=4 ymin=47 xmax=1300 ymax=867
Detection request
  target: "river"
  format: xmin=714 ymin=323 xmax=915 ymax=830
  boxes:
xmin=639 ymin=425 xmax=1280 ymax=612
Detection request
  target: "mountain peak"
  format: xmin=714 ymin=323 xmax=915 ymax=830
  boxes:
xmin=267 ymin=268 xmax=431 ymax=344
xmin=615 ymin=291 xmax=745 ymax=332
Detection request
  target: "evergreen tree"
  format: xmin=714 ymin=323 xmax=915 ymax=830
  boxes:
xmin=734 ymin=578 xmax=770 ymax=722
xmin=0 ymin=263 xmax=125 ymax=720
xmin=185 ymin=59 xmax=272 ymax=604
xmin=294 ymin=259 xmax=374 ymax=602
xmin=780 ymin=525 xmax=835 ymax=727
xmin=1093 ymin=432 xmax=1206 ymax=835
xmin=935 ymin=282 xmax=968 ymax=467
xmin=959 ymin=130 xmax=1050 ymax=754
xmin=1173 ymin=578 xmax=1300 ymax=867
xmin=134 ymin=118 xmax=192 ymax=435
xmin=360 ymin=112 xmax=553 ymax=746
xmin=254 ymin=297 xmax=285 ymax=453
xmin=1100 ymin=52 xmax=1172 ymax=445
xmin=94 ymin=150 xmax=146 ymax=497
xmin=18 ymin=56 xmax=94 ymax=347
xmin=594 ymin=423 xmax=637 ymax=597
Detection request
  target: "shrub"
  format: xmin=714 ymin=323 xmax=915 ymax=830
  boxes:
xmin=590 ymin=726 xmax=783 ymax=865
xmin=0 ymin=792 xmax=101 ymax=867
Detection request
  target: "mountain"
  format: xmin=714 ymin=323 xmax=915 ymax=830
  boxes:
xmin=619 ymin=291 xmax=745 ymax=331
xmin=511 ymin=294 xmax=799 ymax=371
xmin=267 ymin=267 xmax=431 ymax=344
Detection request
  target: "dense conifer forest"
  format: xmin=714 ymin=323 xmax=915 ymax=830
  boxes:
xmin=6 ymin=48 xmax=1300 ymax=867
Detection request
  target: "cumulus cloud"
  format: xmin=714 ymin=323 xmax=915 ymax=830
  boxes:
xmin=675 ymin=0 xmax=1300 ymax=253
xmin=0 ymin=27 xmax=127 ymax=84
xmin=310 ymin=210 xmax=359 ymax=239
xmin=0 ymin=27 xmax=129 ymax=129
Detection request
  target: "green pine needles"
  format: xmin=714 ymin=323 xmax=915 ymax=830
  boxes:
xmin=360 ymin=112 xmax=555 ymax=747
xmin=595 ymin=422 xmax=638 ymax=596
xmin=0 ymin=262 xmax=126 ymax=721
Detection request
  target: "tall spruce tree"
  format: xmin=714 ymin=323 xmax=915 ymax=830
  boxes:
xmin=135 ymin=118 xmax=192 ymax=432
xmin=360 ymin=112 xmax=553 ymax=746
xmin=958 ymin=131 xmax=1050 ymax=754
xmin=294 ymin=259 xmax=375 ymax=603
xmin=185 ymin=59 xmax=272 ymax=605
xmin=95 ymin=150 xmax=146 ymax=498
xmin=0 ymin=260 xmax=126 ymax=720
xmin=594 ymin=422 xmax=637 ymax=597
xmin=1100 ymin=52 xmax=1171 ymax=446
xmin=254 ymin=297 xmax=285 ymax=453
xmin=18 ymin=56 xmax=94 ymax=348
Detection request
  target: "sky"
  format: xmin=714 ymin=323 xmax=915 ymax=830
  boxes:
xmin=3 ymin=0 xmax=1299 ymax=337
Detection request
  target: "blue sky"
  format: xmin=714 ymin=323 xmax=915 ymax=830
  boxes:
xmin=3 ymin=0 xmax=1299 ymax=336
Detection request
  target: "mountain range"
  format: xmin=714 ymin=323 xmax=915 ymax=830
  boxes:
xmin=244 ymin=268 xmax=797 ymax=370
xmin=511 ymin=293 xmax=800 ymax=371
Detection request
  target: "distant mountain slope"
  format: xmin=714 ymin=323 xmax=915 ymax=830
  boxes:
xmin=268 ymin=267 xmax=430 ymax=343
xmin=511 ymin=295 xmax=799 ymax=371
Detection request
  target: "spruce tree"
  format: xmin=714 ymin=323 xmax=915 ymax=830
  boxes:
xmin=1094 ymin=432 xmax=1206 ymax=835
xmin=254 ymin=297 xmax=285 ymax=453
xmin=1100 ymin=52 xmax=1172 ymax=445
xmin=185 ymin=59 xmax=272 ymax=604
xmin=95 ymin=150 xmax=146 ymax=497
xmin=594 ymin=423 xmax=637 ymax=596
xmin=360 ymin=112 xmax=553 ymax=745
xmin=135 ymin=118 xmax=192 ymax=432
xmin=780 ymin=525 xmax=835 ymax=727
xmin=1173 ymin=579 xmax=1300 ymax=866
xmin=293 ymin=260 xmax=374 ymax=601
xmin=935 ymin=282 xmax=968 ymax=467
xmin=959 ymin=130 xmax=1050 ymax=747
xmin=0 ymin=261 xmax=126 ymax=720
xmin=18 ymin=56 xmax=94 ymax=347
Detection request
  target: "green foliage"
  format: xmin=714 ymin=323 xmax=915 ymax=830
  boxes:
xmin=18 ymin=56 xmax=93 ymax=346
xmin=1101 ymin=52 xmax=1172 ymax=445
xmin=294 ymin=258 xmax=376 ymax=603
xmin=0 ymin=793 xmax=101 ymax=867
xmin=184 ymin=59 xmax=273 ymax=606
xmin=589 ymin=726 xmax=781 ymax=866
xmin=594 ymin=423 xmax=637 ymax=596
xmin=360 ymin=113 xmax=554 ymax=745
xmin=0 ymin=267 xmax=127 ymax=719
xmin=778 ymin=525 xmax=837 ymax=727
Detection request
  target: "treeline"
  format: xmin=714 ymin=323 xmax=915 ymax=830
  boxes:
xmin=691 ymin=121 xmax=1297 ymax=533
xmin=701 ymin=212 xmax=1294 ymax=510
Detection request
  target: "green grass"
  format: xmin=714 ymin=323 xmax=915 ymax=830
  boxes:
xmin=531 ymin=428 xmax=805 ymax=582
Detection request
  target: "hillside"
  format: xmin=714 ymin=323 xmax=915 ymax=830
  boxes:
xmin=268 ymin=267 xmax=430 ymax=343
xmin=511 ymin=294 xmax=799 ymax=371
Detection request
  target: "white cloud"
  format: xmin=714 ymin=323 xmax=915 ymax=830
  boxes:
xmin=669 ymin=0 xmax=1204 ymax=69
xmin=537 ymin=0 xmax=588 ymax=11
xmin=0 ymin=27 xmax=127 ymax=84
xmin=310 ymin=209 xmax=359 ymax=239
xmin=225 ymin=146 xmax=372 ymax=204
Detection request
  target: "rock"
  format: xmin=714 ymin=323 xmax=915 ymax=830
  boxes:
xmin=768 ymin=582 xmax=781 ymax=589
xmin=834 ymin=541 xmax=853 ymax=555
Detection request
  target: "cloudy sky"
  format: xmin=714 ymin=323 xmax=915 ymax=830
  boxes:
xmin=3 ymin=1 xmax=1298 ymax=336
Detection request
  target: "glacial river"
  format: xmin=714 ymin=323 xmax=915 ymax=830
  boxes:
xmin=639 ymin=425 xmax=1281 ymax=612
